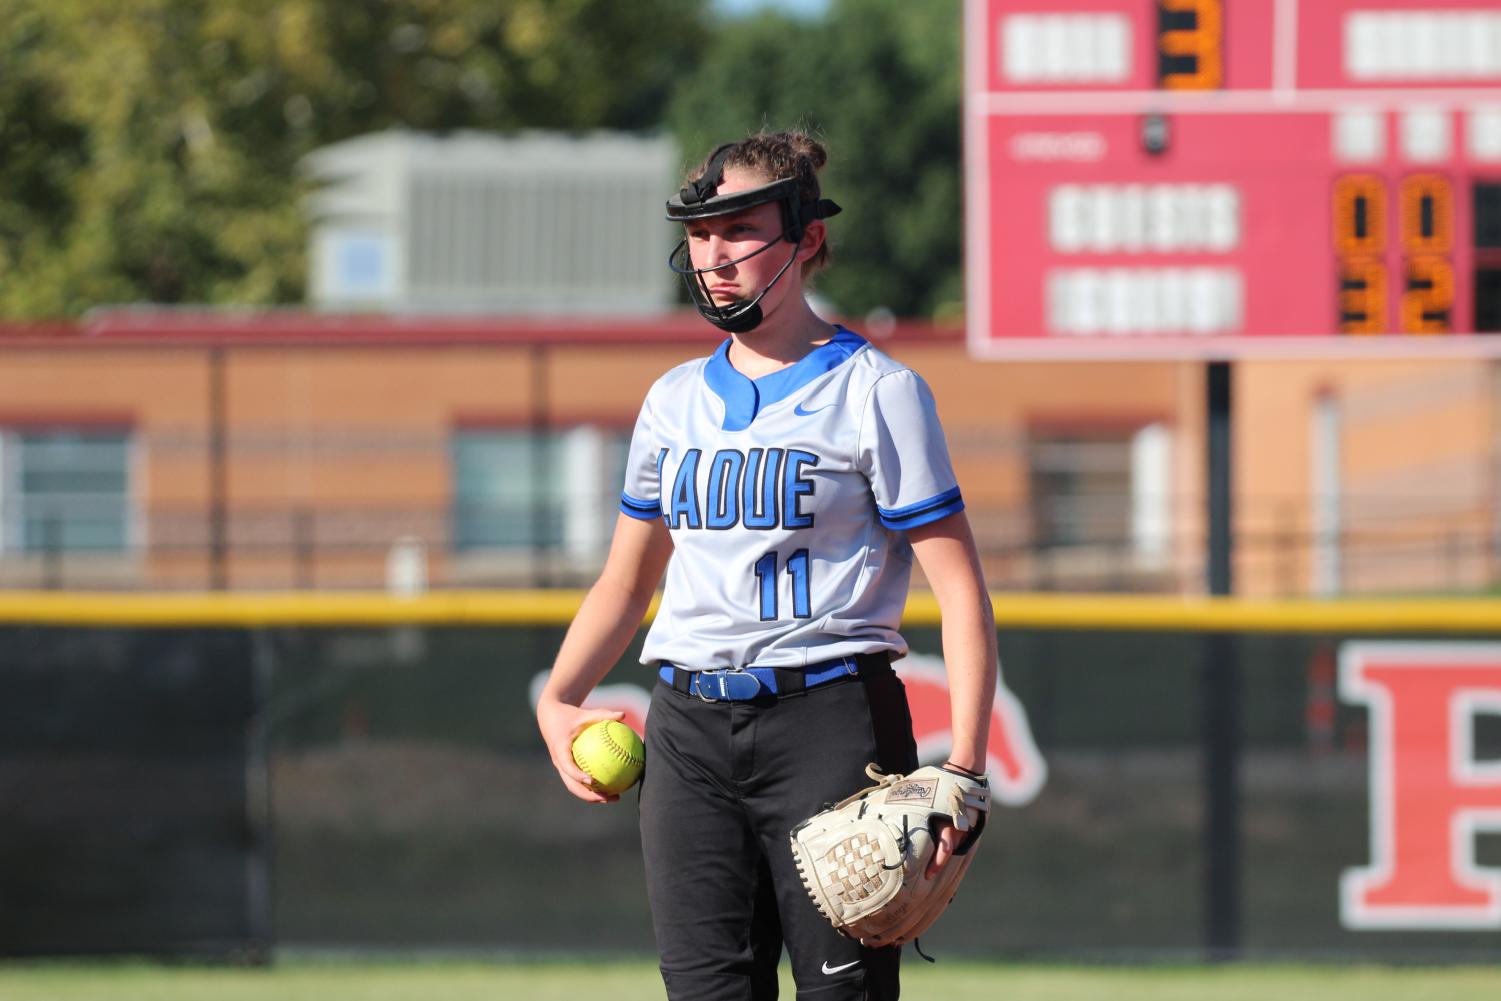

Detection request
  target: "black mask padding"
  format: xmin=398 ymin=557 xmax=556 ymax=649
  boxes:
xmin=710 ymin=302 xmax=763 ymax=334
xmin=667 ymin=178 xmax=841 ymax=242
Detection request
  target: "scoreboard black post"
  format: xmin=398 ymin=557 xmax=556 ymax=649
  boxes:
xmin=1203 ymin=359 xmax=1240 ymax=957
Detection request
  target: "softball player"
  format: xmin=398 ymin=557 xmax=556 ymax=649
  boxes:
xmin=537 ymin=131 xmax=998 ymax=1001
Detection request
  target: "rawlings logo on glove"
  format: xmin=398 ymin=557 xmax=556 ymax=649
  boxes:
xmin=789 ymin=763 xmax=990 ymax=949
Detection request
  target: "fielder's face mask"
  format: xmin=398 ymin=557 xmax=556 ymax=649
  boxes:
xmin=666 ymin=142 xmax=842 ymax=333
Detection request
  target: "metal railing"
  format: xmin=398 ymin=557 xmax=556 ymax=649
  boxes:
xmin=0 ymin=496 xmax=1497 ymax=596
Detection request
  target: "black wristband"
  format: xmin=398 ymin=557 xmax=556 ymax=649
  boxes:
xmin=941 ymin=760 xmax=986 ymax=779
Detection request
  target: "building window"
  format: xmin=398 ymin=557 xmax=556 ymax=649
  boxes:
xmin=1028 ymin=422 xmax=1172 ymax=559
xmin=1029 ymin=429 xmax=1134 ymax=549
xmin=0 ymin=429 xmax=133 ymax=553
xmin=451 ymin=426 xmax=628 ymax=555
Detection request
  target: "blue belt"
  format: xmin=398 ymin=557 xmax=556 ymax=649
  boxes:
xmin=659 ymin=655 xmax=871 ymax=702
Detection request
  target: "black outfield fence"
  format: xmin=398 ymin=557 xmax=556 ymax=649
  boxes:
xmin=1 ymin=593 xmax=1499 ymax=961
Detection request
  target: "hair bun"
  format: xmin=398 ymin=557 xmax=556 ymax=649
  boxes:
xmin=780 ymin=131 xmax=828 ymax=172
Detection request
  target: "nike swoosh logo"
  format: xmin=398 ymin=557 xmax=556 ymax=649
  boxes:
xmin=821 ymin=960 xmax=861 ymax=975
xmin=794 ymin=401 xmax=837 ymax=417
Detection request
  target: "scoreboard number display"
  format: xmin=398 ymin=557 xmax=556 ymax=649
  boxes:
xmin=966 ymin=0 xmax=1501 ymax=358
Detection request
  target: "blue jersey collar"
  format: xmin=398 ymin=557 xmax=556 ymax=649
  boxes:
xmin=704 ymin=326 xmax=867 ymax=432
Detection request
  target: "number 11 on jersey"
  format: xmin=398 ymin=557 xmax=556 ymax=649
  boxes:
xmin=755 ymin=549 xmax=811 ymax=621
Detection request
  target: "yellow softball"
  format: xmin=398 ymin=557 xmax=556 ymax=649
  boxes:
xmin=571 ymin=720 xmax=645 ymax=795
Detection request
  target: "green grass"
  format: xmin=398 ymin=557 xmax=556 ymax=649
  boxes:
xmin=3 ymin=959 xmax=1501 ymax=1001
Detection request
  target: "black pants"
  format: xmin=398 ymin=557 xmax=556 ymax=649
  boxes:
xmin=639 ymin=658 xmax=919 ymax=1001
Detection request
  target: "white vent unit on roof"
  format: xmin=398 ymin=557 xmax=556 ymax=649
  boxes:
xmin=304 ymin=130 xmax=679 ymax=315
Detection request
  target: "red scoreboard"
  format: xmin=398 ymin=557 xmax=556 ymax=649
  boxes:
xmin=965 ymin=0 xmax=1501 ymax=358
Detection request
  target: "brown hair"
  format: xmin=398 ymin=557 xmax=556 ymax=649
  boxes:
xmin=685 ymin=130 xmax=834 ymax=273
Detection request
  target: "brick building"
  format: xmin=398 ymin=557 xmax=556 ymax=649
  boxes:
xmin=0 ymin=309 xmax=1495 ymax=596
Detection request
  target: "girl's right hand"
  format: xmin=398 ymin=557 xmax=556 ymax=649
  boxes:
xmin=536 ymin=696 xmax=628 ymax=804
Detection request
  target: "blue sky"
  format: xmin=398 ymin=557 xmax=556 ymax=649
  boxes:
xmin=713 ymin=0 xmax=830 ymax=18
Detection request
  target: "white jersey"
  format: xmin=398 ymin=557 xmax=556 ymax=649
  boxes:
xmin=619 ymin=326 xmax=963 ymax=671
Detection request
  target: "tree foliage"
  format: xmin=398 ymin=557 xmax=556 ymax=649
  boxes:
xmin=0 ymin=0 xmax=708 ymax=317
xmin=670 ymin=0 xmax=964 ymax=320
xmin=0 ymin=0 xmax=964 ymax=321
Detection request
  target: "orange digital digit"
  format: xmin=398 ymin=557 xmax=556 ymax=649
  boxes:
xmin=1401 ymin=256 xmax=1454 ymax=334
xmin=1399 ymin=175 xmax=1452 ymax=256
xmin=1159 ymin=0 xmax=1223 ymax=90
xmin=1339 ymin=259 xmax=1387 ymax=335
xmin=1333 ymin=175 xmax=1386 ymax=257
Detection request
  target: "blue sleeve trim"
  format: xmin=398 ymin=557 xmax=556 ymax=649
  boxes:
xmin=880 ymin=498 xmax=965 ymax=531
xmin=881 ymin=498 xmax=965 ymax=531
xmin=620 ymin=493 xmax=662 ymax=520
xmin=878 ymin=488 xmax=965 ymax=530
xmin=877 ymin=486 xmax=962 ymax=521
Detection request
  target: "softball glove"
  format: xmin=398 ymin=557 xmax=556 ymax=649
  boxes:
xmin=789 ymin=763 xmax=990 ymax=948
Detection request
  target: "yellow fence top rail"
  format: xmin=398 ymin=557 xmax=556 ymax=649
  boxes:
xmin=0 ymin=590 xmax=1497 ymax=633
